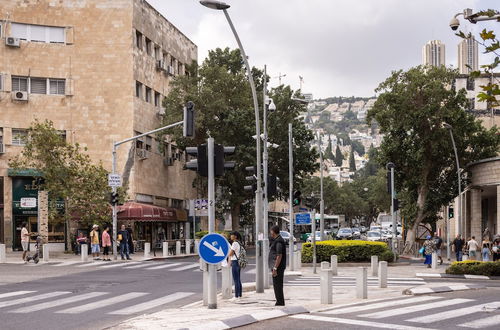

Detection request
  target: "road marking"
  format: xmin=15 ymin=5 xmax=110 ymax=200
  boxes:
xmin=109 ymin=292 xmax=195 ymax=315
xmin=322 ymin=296 xmax=440 ymax=315
xmin=0 ymin=291 xmax=35 ymax=299
xmin=459 ymin=314 xmax=500 ymax=328
xmin=52 ymin=261 xmax=83 ymax=267
xmin=123 ymin=263 xmax=154 ymax=269
xmin=361 ymin=298 xmax=473 ymax=319
xmin=145 ymin=262 xmax=183 ymax=270
xmin=406 ymin=301 xmax=500 ymax=324
xmin=76 ymin=262 xmax=105 ymax=267
xmin=170 ymin=263 xmax=200 ymax=271
xmin=99 ymin=261 xmax=141 ymax=268
xmin=9 ymin=292 xmax=109 ymax=313
xmin=56 ymin=292 xmax=148 ymax=314
xmin=291 ymin=314 xmax=437 ymax=330
xmin=0 ymin=292 xmax=70 ymax=309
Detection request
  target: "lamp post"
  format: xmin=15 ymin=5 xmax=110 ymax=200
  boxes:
xmin=317 ymin=132 xmax=325 ymax=241
xmin=200 ymin=0 xmax=265 ymax=293
xmin=443 ymin=122 xmax=462 ymax=237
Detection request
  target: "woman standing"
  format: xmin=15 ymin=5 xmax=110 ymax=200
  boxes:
xmin=492 ymin=237 xmax=500 ymax=262
xmin=227 ymin=231 xmax=243 ymax=300
xmin=481 ymin=238 xmax=492 ymax=262
xmin=102 ymin=226 xmax=112 ymax=261
xmin=423 ymin=235 xmax=436 ymax=268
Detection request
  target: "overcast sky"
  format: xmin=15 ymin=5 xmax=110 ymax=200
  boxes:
xmin=148 ymin=0 xmax=498 ymax=98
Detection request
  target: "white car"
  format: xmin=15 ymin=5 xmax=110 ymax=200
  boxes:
xmin=306 ymin=231 xmax=332 ymax=242
xmin=280 ymin=231 xmax=297 ymax=245
xmin=366 ymin=231 xmax=382 ymax=241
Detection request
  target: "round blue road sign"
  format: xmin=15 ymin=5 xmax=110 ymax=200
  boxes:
xmin=198 ymin=233 xmax=230 ymax=264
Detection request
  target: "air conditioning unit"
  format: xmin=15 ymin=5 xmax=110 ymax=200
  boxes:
xmin=136 ymin=149 xmax=149 ymax=160
xmin=156 ymin=60 xmax=165 ymax=71
xmin=164 ymin=157 xmax=174 ymax=166
xmin=0 ymin=143 xmax=5 ymax=154
xmin=12 ymin=90 xmax=28 ymax=101
xmin=6 ymin=37 xmax=20 ymax=47
xmin=167 ymin=65 xmax=175 ymax=76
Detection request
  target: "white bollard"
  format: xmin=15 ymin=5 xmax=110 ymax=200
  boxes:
xmin=371 ymin=255 xmax=378 ymax=277
xmin=0 ymin=244 xmax=6 ymax=263
xmin=176 ymin=241 xmax=182 ymax=255
xmin=81 ymin=244 xmax=88 ymax=262
xmin=356 ymin=267 xmax=368 ymax=299
xmin=221 ymin=264 xmax=232 ymax=299
xmin=201 ymin=259 xmax=209 ymax=306
xmin=43 ymin=244 xmax=49 ymax=262
xmin=296 ymin=250 xmax=302 ymax=269
xmin=162 ymin=242 xmax=168 ymax=257
xmin=185 ymin=239 xmax=191 ymax=255
xmin=194 ymin=239 xmax=200 ymax=254
xmin=331 ymin=255 xmax=338 ymax=276
xmin=144 ymin=242 xmax=150 ymax=259
xmin=320 ymin=261 xmax=333 ymax=304
xmin=431 ymin=252 xmax=437 ymax=269
xmin=462 ymin=254 xmax=469 ymax=261
xmin=378 ymin=261 xmax=388 ymax=288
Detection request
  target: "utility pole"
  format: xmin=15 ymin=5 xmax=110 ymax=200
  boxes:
xmin=317 ymin=133 xmax=325 ymax=241
xmin=288 ymin=123 xmax=295 ymax=271
xmin=207 ymin=137 xmax=217 ymax=309
xmin=262 ymin=65 xmax=270 ymax=288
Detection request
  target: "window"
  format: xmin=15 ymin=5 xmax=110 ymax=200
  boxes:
xmin=171 ymin=199 xmax=184 ymax=209
xmin=163 ymin=52 xmax=168 ymax=64
xmin=145 ymin=38 xmax=152 ymax=56
xmin=154 ymin=92 xmax=161 ymax=107
xmin=135 ymin=30 xmax=143 ymax=49
xmin=12 ymin=129 xmax=28 ymax=146
xmin=170 ymin=56 xmax=176 ymax=68
xmin=178 ymin=62 xmax=183 ymax=76
xmin=145 ymin=136 xmax=152 ymax=151
xmin=30 ymin=78 xmax=47 ymax=94
xmin=145 ymin=86 xmax=152 ymax=103
xmin=0 ymin=74 xmax=4 ymax=91
xmin=12 ymin=76 xmax=28 ymax=92
xmin=49 ymin=79 xmax=65 ymax=95
xmin=135 ymin=131 xmax=144 ymax=149
xmin=135 ymin=81 xmax=143 ymax=99
xmin=11 ymin=22 xmax=65 ymax=43
xmin=154 ymin=45 xmax=161 ymax=60
xmin=466 ymin=77 xmax=475 ymax=91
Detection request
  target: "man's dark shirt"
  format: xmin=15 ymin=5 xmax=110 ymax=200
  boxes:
xmin=118 ymin=230 xmax=129 ymax=244
xmin=269 ymin=235 xmax=287 ymax=271
xmin=434 ymin=236 xmax=443 ymax=249
xmin=452 ymin=238 xmax=464 ymax=251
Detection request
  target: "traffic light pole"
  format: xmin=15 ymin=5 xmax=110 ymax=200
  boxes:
xmin=262 ymin=65 xmax=270 ymax=289
xmin=317 ymin=133 xmax=325 ymax=241
xmin=288 ymin=123 xmax=295 ymax=271
xmin=390 ymin=166 xmax=396 ymax=253
xmin=207 ymin=137 xmax=217 ymax=309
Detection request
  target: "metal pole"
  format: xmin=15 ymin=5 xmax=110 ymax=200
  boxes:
xmin=207 ymin=137 xmax=217 ymax=309
xmin=448 ymin=129 xmax=462 ymax=236
xmin=112 ymin=144 xmax=118 ymax=260
xmin=288 ymin=123 xmax=294 ymax=271
xmin=312 ymin=211 xmax=317 ymax=274
xmin=263 ymin=65 xmax=270 ymax=288
xmin=222 ymin=9 xmax=264 ymax=293
xmin=391 ymin=167 xmax=396 ymax=252
xmin=318 ymin=133 xmax=325 ymax=241
xmin=446 ymin=205 xmax=451 ymax=261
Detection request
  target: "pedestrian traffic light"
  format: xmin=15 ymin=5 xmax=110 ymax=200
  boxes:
xmin=293 ymin=190 xmax=302 ymax=206
xmin=267 ymin=174 xmax=278 ymax=198
xmin=448 ymin=206 xmax=454 ymax=219
xmin=109 ymin=192 xmax=119 ymax=206
xmin=185 ymin=144 xmax=208 ymax=177
xmin=244 ymin=166 xmax=257 ymax=193
xmin=393 ymin=198 xmax=400 ymax=212
xmin=183 ymin=101 xmax=195 ymax=138
xmin=215 ymin=144 xmax=236 ymax=177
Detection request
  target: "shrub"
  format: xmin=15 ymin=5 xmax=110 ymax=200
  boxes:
xmin=446 ymin=260 xmax=500 ymax=276
xmin=301 ymin=240 xmax=394 ymax=263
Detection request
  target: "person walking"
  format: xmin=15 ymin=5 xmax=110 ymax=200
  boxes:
xmin=467 ymin=236 xmax=479 ymax=261
xmin=101 ymin=226 xmax=112 ymax=261
xmin=118 ymin=225 xmax=131 ymax=260
xmin=269 ymin=225 xmax=286 ymax=306
xmin=433 ymin=232 xmax=443 ymax=265
xmin=227 ymin=231 xmax=243 ymax=300
xmin=481 ymin=238 xmax=492 ymax=262
xmin=492 ymin=237 xmax=500 ymax=262
xmin=20 ymin=222 xmax=30 ymax=262
xmin=451 ymin=234 xmax=465 ymax=261
xmin=423 ymin=235 xmax=436 ymax=268
xmin=90 ymin=224 xmax=101 ymax=260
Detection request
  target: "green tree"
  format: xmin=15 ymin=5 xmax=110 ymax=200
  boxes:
xmin=351 ymin=140 xmax=365 ymax=156
xmin=358 ymin=145 xmax=379 ymax=178
xmin=349 ymin=148 xmax=356 ymax=171
xmin=367 ymin=66 xmax=500 ymax=252
xmin=334 ymin=145 xmax=343 ymax=166
xmin=324 ymin=136 xmax=335 ymax=161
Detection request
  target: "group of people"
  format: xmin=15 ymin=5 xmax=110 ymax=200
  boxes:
xmin=75 ymin=224 xmax=134 ymax=261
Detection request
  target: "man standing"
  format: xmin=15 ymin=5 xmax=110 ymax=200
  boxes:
xmin=20 ymin=222 xmax=30 ymax=262
xmin=118 ymin=225 xmax=132 ymax=260
xmin=269 ymin=225 xmax=286 ymax=306
xmin=90 ymin=224 xmax=100 ymax=260
xmin=451 ymin=234 xmax=465 ymax=261
xmin=433 ymin=232 xmax=443 ymax=265
xmin=467 ymin=236 xmax=479 ymax=260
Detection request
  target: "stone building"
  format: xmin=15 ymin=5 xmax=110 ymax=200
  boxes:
xmin=0 ymin=0 xmax=198 ymax=251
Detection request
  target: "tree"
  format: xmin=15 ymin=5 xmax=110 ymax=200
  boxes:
xmin=367 ymin=66 xmax=500 ymax=252
xmin=358 ymin=145 xmax=379 ymax=178
xmin=351 ymin=140 xmax=365 ymax=156
xmin=334 ymin=145 xmax=343 ymax=167
xmin=324 ymin=136 xmax=335 ymax=161
xmin=349 ymin=147 xmax=356 ymax=171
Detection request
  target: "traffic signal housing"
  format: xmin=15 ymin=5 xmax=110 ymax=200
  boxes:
xmin=109 ymin=192 xmax=119 ymax=206
xmin=292 ymin=190 xmax=302 ymax=206
xmin=215 ymin=145 xmax=236 ymax=176
xmin=448 ymin=206 xmax=454 ymax=219
xmin=185 ymin=144 xmax=208 ymax=177
xmin=183 ymin=101 xmax=195 ymax=138
xmin=267 ymin=175 xmax=278 ymax=198
xmin=244 ymin=166 xmax=257 ymax=193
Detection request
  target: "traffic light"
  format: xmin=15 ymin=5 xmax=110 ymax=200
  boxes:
xmin=267 ymin=175 xmax=278 ymax=198
xmin=293 ymin=190 xmax=302 ymax=206
xmin=109 ymin=192 xmax=119 ymax=206
xmin=393 ymin=198 xmax=400 ymax=212
xmin=448 ymin=206 xmax=454 ymax=219
xmin=215 ymin=144 xmax=236 ymax=177
xmin=183 ymin=101 xmax=195 ymax=138
xmin=185 ymin=144 xmax=208 ymax=177
xmin=386 ymin=170 xmax=392 ymax=195
xmin=304 ymin=196 xmax=314 ymax=208
xmin=244 ymin=166 xmax=257 ymax=193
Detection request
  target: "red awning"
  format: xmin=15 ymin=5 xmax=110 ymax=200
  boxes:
xmin=117 ymin=202 xmax=186 ymax=222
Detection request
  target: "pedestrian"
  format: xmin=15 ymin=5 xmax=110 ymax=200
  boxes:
xmin=227 ymin=231 xmax=243 ymax=300
xmin=76 ymin=232 xmax=87 ymax=255
xmin=20 ymin=222 xmax=30 ymax=262
xmin=433 ymin=232 xmax=443 ymax=265
xmin=269 ymin=225 xmax=286 ymax=306
xmin=102 ymin=226 xmax=112 ymax=261
xmin=492 ymin=237 xmax=500 ymax=262
xmin=423 ymin=235 xmax=435 ymax=268
xmin=118 ymin=224 xmax=132 ymax=260
xmin=451 ymin=234 xmax=465 ymax=261
xmin=90 ymin=224 xmax=101 ymax=260
xmin=481 ymin=238 xmax=491 ymax=262
xmin=467 ymin=236 xmax=479 ymax=261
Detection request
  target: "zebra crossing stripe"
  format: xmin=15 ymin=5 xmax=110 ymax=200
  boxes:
xmin=146 ymin=262 xmax=183 ymax=270
xmin=109 ymin=292 xmax=195 ymax=315
xmin=0 ymin=291 xmax=35 ymax=299
xmin=9 ymin=292 xmax=108 ymax=313
xmin=76 ymin=262 xmax=104 ymax=267
xmin=99 ymin=262 xmax=141 ymax=269
xmin=322 ymin=296 xmax=439 ymax=315
xmin=170 ymin=263 xmax=199 ymax=271
xmin=52 ymin=261 xmax=83 ymax=267
xmin=361 ymin=298 xmax=473 ymax=319
xmin=56 ymin=292 xmax=148 ymax=314
xmin=459 ymin=314 xmax=500 ymax=328
xmin=0 ymin=292 xmax=70 ymax=309
xmin=123 ymin=263 xmax=154 ymax=269
xmin=406 ymin=301 xmax=500 ymax=324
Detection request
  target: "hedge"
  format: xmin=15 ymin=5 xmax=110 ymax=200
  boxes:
xmin=445 ymin=260 xmax=500 ymax=276
xmin=302 ymin=240 xmax=395 ymax=263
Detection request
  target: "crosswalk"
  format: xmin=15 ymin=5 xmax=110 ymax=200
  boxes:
xmin=292 ymin=295 xmax=500 ymax=329
xmin=285 ymin=276 xmax=426 ymax=287
xmin=0 ymin=290 xmax=195 ymax=316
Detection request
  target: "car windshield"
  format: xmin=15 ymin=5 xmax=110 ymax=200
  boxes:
xmin=368 ymin=232 xmax=381 ymax=237
xmin=339 ymin=229 xmax=352 ymax=233
xmin=352 ymin=228 xmax=360 ymax=231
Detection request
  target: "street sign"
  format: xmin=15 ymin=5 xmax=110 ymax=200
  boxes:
xmin=20 ymin=197 xmax=37 ymax=208
xmin=108 ymin=174 xmax=122 ymax=187
xmin=295 ymin=212 xmax=311 ymax=225
xmin=198 ymin=233 xmax=230 ymax=264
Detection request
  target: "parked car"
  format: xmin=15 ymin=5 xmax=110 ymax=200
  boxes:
xmin=381 ymin=230 xmax=392 ymax=240
xmin=370 ymin=225 xmax=382 ymax=232
xmin=366 ymin=230 xmax=382 ymax=241
xmin=306 ymin=231 xmax=333 ymax=243
xmin=280 ymin=231 xmax=296 ymax=245
xmin=360 ymin=226 xmax=367 ymax=233
xmin=336 ymin=228 xmax=353 ymax=240
xmin=352 ymin=227 xmax=361 ymax=238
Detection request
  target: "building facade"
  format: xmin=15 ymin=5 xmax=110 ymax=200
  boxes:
xmin=458 ymin=37 xmax=478 ymax=75
xmin=0 ymin=0 xmax=198 ymax=251
xmin=422 ymin=40 xmax=446 ymax=67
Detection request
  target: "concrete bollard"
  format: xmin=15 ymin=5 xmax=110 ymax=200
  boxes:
xmin=162 ymin=242 xmax=168 ymax=257
xmin=371 ymin=255 xmax=378 ymax=277
xmin=185 ymin=239 xmax=191 ymax=255
xmin=221 ymin=264 xmax=232 ymax=299
xmin=320 ymin=261 xmax=333 ymax=304
xmin=296 ymin=250 xmax=302 ymax=269
xmin=0 ymin=244 xmax=6 ymax=263
xmin=378 ymin=261 xmax=388 ymax=288
xmin=431 ymin=252 xmax=437 ymax=269
xmin=356 ymin=267 xmax=368 ymax=299
xmin=200 ymin=259 xmax=208 ymax=306
xmin=463 ymin=254 xmax=469 ymax=261
xmin=144 ymin=242 xmax=150 ymax=258
xmin=81 ymin=244 xmax=88 ymax=262
xmin=176 ymin=241 xmax=182 ymax=255
xmin=331 ymin=255 xmax=338 ymax=276
xmin=43 ymin=244 xmax=49 ymax=262
xmin=194 ymin=239 xmax=200 ymax=254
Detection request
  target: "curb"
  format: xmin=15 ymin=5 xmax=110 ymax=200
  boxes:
xmin=403 ymin=284 xmax=486 ymax=295
xmin=415 ymin=273 xmax=500 ymax=280
xmin=179 ymin=306 xmax=309 ymax=330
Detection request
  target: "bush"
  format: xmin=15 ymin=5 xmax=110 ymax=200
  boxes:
xmin=446 ymin=260 xmax=500 ymax=276
xmin=301 ymin=240 xmax=394 ymax=263
xmin=195 ymin=231 xmax=230 ymax=239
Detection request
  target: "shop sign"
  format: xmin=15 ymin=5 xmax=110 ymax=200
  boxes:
xmin=20 ymin=197 xmax=37 ymax=208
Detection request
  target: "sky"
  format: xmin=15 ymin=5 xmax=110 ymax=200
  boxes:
xmin=148 ymin=0 xmax=498 ymax=99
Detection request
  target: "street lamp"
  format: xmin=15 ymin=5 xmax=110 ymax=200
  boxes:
xmin=450 ymin=8 xmax=500 ymax=31
xmin=200 ymin=0 xmax=265 ymax=293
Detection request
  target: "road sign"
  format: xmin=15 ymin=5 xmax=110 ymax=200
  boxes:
xmin=198 ymin=233 xmax=230 ymax=264
xmin=20 ymin=197 xmax=37 ymax=208
xmin=295 ymin=212 xmax=311 ymax=225
xmin=108 ymin=174 xmax=122 ymax=187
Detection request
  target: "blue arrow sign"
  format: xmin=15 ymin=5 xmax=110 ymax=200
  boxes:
xmin=295 ymin=213 xmax=311 ymax=225
xmin=198 ymin=233 xmax=230 ymax=264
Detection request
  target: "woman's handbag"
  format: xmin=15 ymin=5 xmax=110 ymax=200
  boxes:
xmin=418 ymin=247 xmax=425 ymax=254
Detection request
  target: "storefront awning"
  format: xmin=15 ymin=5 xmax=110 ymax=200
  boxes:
xmin=117 ymin=202 xmax=187 ymax=222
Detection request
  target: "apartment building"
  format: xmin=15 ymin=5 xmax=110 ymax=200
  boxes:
xmin=0 ymin=0 xmax=198 ymax=251
xmin=422 ymin=40 xmax=446 ymax=67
